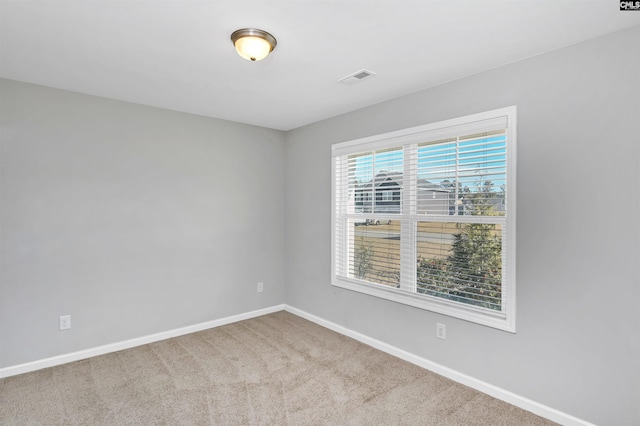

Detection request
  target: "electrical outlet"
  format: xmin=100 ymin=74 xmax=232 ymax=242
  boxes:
xmin=436 ymin=322 xmax=446 ymax=340
xmin=257 ymin=282 xmax=264 ymax=293
xmin=59 ymin=315 xmax=71 ymax=331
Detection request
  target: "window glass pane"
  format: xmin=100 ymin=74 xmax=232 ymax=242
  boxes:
xmin=417 ymin=131 xmax=506 ymax=217
xmin=349 ymin=148 xmax=403 ymax=214
xmin=417 ymin=139 xmax=456 ymax=215
xmin=458 ymin=131 xmax=506 ymax=216
xmin=349 ymin=219 xmax=401 ymax=288
xmin=416 ymin=221 xmax=502 ymax=311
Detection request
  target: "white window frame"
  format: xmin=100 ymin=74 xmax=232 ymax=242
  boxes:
xmin=331 ymin=106 xmax=517 ymax=332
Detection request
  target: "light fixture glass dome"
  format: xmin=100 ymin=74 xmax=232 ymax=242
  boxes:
xmin=231 ymin=28 xmax=277 ymax=62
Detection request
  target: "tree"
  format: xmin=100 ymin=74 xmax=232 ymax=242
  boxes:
xmin=445 ymin=222 xmax=502 ymax=308
xmin=354 ymin=240 xmax=373 ymax=280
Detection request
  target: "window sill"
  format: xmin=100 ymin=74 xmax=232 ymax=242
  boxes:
xmin=332 ymin=276 xmax=516 ymax=333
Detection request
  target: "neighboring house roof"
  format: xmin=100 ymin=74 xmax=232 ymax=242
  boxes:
xmin=356 ymin=171 xmax=449 ymax=193
xmin=417 ymin=178 xmax=449 ymax=193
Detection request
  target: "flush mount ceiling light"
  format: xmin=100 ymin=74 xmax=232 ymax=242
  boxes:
xmin=230 ymin=28 xmax=277 ymax=61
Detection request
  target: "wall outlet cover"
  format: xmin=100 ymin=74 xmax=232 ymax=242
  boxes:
xmin=59 ymin=315 xmax=71 ymax=331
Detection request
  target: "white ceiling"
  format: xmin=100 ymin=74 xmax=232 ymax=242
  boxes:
xmin=1 ymin=1 xmax=639 ymax=131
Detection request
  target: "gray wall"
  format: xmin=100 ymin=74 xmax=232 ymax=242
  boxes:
xmin=0 ymin=79 xmax=286 ymax=367
xmin=284 ymin=26 xmax=639 ymax=425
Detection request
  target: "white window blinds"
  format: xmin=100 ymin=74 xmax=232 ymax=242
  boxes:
xmin=332 ymin=106 xmax=517 ymax=332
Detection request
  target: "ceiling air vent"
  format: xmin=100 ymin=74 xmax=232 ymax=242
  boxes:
xmin=338 ymin=69 xmax=376 ymax=84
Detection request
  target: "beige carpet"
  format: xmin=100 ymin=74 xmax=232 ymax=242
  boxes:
xmin=0 ymin=311 xmax=556 ymax=425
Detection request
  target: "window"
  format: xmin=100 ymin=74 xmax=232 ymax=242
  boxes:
xmin=380 ymin=190 xmax=394 ymax=201
xmin=332 ymin=106 xmax=516 ymax=332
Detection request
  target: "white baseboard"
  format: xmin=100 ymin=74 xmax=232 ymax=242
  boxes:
xmin=0 ymin=304 xmax=285 ymax=379
xmin=283 ymin=305 xmax=595 ymax=426
xmin=1 ymin=303 xmax=593 ymax=426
